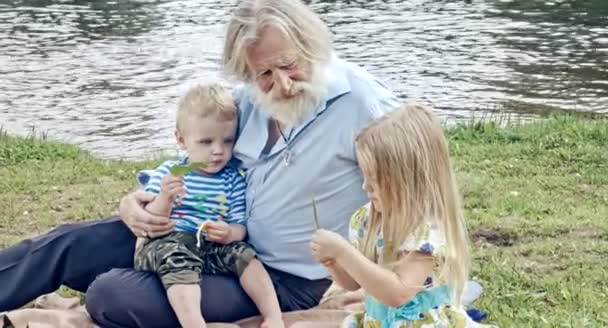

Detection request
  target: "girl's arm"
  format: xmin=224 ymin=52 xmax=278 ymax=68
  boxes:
xmin=325 ymin=261 xmax=361 ymax=291
xmin=336 ymin=246 xmax=434 ymax=307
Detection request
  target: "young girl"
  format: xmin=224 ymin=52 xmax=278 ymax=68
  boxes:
xmin=310 ymin=103 xmax=497 ymax=327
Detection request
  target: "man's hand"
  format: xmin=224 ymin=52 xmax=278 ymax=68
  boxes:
xmin=204 ymin=217 xmax=234 ymax=244
xmin=119 ymin=190 xmax=175 ymax=238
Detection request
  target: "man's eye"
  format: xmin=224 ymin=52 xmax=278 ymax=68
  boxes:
xmin=224 ymin=138 xmax=234 ymax=144
xmin=199 ymin=139 xmax=212 ymax=145
xmin=255 ymin=70 xmax=271 ymax=82
xmin=281 ymin=62 xmax=296 ymax=70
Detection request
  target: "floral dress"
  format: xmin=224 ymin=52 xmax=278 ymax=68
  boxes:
xmin=342 ymin=204 xmax=497 ymax=328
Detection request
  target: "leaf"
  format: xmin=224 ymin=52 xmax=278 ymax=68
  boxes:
xmin=312 ymin=198 xmax=320 ymax=230
xmin=169 ymin=161 xmax=207 ymax=176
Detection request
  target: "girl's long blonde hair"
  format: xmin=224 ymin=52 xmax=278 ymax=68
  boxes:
xmin=355 ymin=102 xmax=470 ymax=305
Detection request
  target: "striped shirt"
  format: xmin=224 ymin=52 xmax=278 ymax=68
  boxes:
xmin=144 ymin=159 xmax=247 ymax=232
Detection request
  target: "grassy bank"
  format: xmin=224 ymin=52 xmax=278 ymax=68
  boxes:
xmin=1 ymin=116 xmax=607 ymax=327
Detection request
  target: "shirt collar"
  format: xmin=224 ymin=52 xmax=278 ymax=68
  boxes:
xmin=320 ymin=54 xmax=351 ymax=107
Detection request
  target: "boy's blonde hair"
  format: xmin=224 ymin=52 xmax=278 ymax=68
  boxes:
xmin=355 ymin=102 xmax=470 ymax=305
xmin=176 ymin=83 xmax=237 ymax=131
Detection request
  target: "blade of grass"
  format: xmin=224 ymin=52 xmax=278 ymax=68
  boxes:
xmin=312 ymin=198 xmax=320 ymax=230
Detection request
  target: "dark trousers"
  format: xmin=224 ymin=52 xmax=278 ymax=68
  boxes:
xmin=0 ymin=217 xmax=332 ymax=327
xmin=0 ymin=217 xmax=134 ymax=311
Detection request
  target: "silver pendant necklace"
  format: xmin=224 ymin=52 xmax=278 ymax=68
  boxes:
xmin=277 ymin=121 xmax=294 ymax=166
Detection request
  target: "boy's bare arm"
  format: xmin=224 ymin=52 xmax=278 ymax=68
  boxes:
xmin=144 ymin=195 xmax=173 ymax=217
xmin=145 ymin=174 xmax=185 ymax=217
xmin=134 ymin=195 xmax=173 ymax=252
xmin=134 ymin=190 xmax=174 ymax=253
xmin=227 ymin=223 xmax=247 ymax=243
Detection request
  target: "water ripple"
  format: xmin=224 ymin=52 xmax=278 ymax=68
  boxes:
xmin=0 ymin=0 xmax=606 ymax=159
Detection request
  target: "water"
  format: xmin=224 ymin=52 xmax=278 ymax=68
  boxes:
xmin=1 ymin=0 xmax=607 ymax=159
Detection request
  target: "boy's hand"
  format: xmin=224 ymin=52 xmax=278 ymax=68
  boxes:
xmin=159 ymin=175 xmax=185 ymax=206
xmin=205 ymin=217 xmax=233 ymax=244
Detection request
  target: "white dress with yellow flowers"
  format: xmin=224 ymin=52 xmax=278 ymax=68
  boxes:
xmin=342 ymin=203 xmax=497 ymax=328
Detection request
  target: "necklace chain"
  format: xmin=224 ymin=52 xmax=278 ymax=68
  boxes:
xmin=276 ymin=120 xmax=291 ymax=142
xmin=275 ymin=120 xmax=293 ymax=166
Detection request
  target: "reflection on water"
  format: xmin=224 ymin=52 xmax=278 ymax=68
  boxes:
xmin=0 ymin=0 xmax=606 ymax=159
xmin=489 ymin=0 xmax=608 ymax=112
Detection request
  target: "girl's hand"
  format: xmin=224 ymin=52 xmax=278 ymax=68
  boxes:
xmin=310 ymin=229 xmax=350 ymax=263
xmin=159 ymin=175 xmax=185 ymax=206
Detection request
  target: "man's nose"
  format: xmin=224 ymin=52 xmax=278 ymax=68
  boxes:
xmin=274 ymin=70 xmax=292 ymax=97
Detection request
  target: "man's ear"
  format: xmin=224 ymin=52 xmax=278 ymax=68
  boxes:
xmin=175 ymin=129 xmax=187 ymax=151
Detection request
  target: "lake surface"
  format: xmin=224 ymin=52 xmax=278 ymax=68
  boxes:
xmin=1 ymin=0 xmax=607 ymax=159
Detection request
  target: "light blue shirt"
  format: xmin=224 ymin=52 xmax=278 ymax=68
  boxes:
xmin=233 ymin=56 xmax=399 ymax=280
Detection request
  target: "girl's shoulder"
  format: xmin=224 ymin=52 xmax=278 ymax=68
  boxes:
xmin=399 ymin=219 xmax=446 ymax=257
xmin=349 ymin=203 xmax=371 ymax=229
xmin=348 ymin=203 xmax=372 ymax=250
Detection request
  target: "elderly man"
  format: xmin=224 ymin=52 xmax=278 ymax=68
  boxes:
xmin=0 ymin=0 xmax=397 ymax=326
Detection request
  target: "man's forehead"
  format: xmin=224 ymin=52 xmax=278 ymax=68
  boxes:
xmin=245 ymin=26 xmax=300 ymax=71
xmin=248 ymin=50 xmax=299 ymax=71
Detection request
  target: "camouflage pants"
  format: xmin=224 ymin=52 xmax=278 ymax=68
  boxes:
xmin=134 ymin=231 xmax=256 ymax=290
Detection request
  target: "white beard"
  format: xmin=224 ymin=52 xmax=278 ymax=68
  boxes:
xmin=253 ymin=65 xmax=327 ymax=128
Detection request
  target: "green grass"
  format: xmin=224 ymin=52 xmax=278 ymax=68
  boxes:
xmin=448 ymin=117 xmax=608 ymax=327
xmin=1 ymin=116 xmax=607 ymax=326
xmin=0 ymin=131 xmax=159 ymax=248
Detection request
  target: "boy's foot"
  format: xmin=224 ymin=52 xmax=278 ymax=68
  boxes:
xmin=260 ymin=316 xmax=285 ymax=328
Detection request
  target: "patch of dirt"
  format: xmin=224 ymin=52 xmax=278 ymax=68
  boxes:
xmin=471 ymin=228 xmax=518 ymax=247
xmin=567 ymin=227 xmax=606 ymax=240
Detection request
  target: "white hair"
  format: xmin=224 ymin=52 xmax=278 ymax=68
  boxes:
xmin=223 ymin=0 xmax=333 ymax=81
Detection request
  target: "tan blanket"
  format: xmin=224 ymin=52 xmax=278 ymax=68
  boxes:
xmin=0 ymin=284 xmax=363 ymax=328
